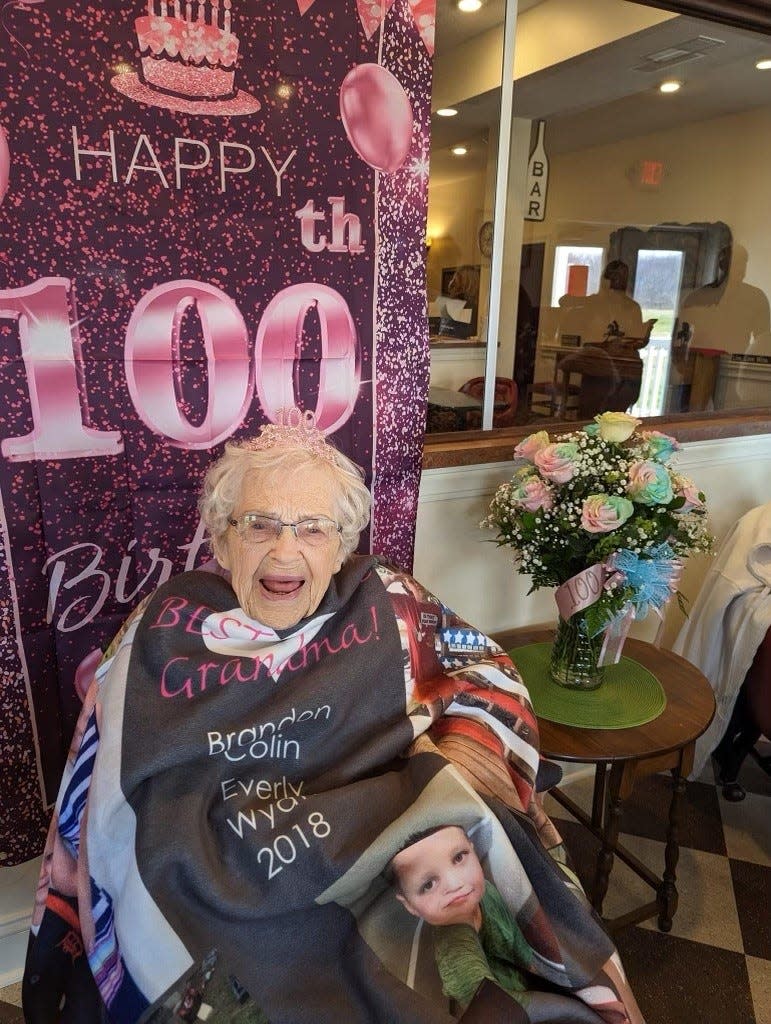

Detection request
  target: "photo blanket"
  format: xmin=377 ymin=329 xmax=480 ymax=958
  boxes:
xmin=25 ymin=559 xmax=644 ymax=1023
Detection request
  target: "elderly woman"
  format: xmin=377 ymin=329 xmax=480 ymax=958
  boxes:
xmin=25 ymin=417 xmax=643 ymax=1024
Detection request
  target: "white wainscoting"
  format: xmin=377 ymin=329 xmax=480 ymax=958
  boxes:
xmin=428 ymin=346 xmax=487 ymax=390
xmin=0 ymin=857 xmax=40 ymax=987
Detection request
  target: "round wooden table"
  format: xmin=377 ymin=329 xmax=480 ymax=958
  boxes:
xmin=504 ymin=628 xmax=716 ymax=934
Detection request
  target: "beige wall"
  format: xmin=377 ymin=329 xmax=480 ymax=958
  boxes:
xmin=426 ymin=171 xmax=487 ymax=302
xmin=514 ymin=0 xmax=675 ymax=79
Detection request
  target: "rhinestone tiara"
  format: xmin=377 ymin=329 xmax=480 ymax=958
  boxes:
xmin=236 ymin=408 xmax=337 ymax=463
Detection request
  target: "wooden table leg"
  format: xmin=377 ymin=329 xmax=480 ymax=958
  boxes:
xmin=591 ymin=761 xmax=631 ymax=914
xmin=658 ymin=755 xmax=686 ymax=931
xmin=591 ymin=763 xmax=608 ymax=830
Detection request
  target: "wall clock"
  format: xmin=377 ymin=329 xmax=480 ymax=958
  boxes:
xmin=478 ymin=220 xmax=493 ymax=258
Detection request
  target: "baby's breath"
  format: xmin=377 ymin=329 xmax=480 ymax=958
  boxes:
xmin=483 ymin=426 xmax=713 ymax=622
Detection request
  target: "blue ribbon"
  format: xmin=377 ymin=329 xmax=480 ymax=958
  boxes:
xmin=607 ymin=542 xmax=681 ymax=619
xmin=594 ymin=544 xmax=682 ymax=665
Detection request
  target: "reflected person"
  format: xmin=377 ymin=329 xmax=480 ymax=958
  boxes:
xmin=558 ymin=260 xmax=645 ymax=345
xmin=680 ymin=243 xmax=770 ymax=355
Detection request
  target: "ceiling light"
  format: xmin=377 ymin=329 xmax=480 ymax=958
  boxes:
xmin=451 ymin=146 xmax=467 ymax=156
xmin=659 ymin=80 xmax=682 ymax=93
xmin=457 ymin=0 xmax=482 ymax=11
xmin=756 ymin=58 xmax=771 ymax=70
xmin=436 ymin=107 xmax=458 ymax=117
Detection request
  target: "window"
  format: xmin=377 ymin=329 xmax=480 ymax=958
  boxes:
xmin=551 ymin=246 xmax=605 ymax=309
xmin=424 ymin=0 xmax=505 ymax=433
xmin=629 ymin=249 xmax=684 ymax=416
xmin=425 ymin=0 xmax=771 ymax=435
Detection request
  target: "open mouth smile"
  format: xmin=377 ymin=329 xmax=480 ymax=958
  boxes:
xmin=260 ymin=576 xmax=305 ymax=599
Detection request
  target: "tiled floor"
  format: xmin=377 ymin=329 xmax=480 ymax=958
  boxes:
xmin=2 ymin=747 xmax=768 ymax=1022
xmin=544 ymin=743 xmax=771 ymax=1024
xmin=0 ymin=983 xmax=20 ymax=1023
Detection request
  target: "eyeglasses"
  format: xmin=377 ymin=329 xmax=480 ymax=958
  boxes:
xmin=228 ymin=513 xmax=342 ymax=547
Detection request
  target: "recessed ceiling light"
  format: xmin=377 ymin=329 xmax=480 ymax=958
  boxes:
xmin=659 ymin=80 xmax=682 ymax=93
xmin=451 ymin=146 xmax=468 ymax=156
xmin=756 ymin=58 xmax=771 ymax=70
xmin=436 ymin=107 xmax=458 ymax=117
xmin=457 ymin=0 xmax=482 ymax=11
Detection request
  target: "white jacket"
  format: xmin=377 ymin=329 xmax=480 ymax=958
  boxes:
xmin=672 ymin=502 xmax=771 ymax=778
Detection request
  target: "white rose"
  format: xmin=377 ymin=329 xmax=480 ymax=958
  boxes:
xmin=594 ymin=411 xmax=641 ymax=443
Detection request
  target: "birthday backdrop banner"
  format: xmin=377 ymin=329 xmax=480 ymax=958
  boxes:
xmin=0 ymin=0 xmax=433 ymax=863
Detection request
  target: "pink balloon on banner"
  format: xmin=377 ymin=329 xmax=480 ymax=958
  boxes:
xmin=0 ymin=125 xmax=9 ymax=205
xmin=339 ymin=64 xmax=413 ymax=174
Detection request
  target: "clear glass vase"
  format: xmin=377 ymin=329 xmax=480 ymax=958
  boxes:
xmin=549 ymin=614 xmax=606 ymax=690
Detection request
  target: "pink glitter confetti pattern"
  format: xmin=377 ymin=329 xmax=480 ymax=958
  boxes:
xmin=371 ymin=0 xmax=433 ymax=568
xmin=0 ymin=0 xmax=434 ymax=862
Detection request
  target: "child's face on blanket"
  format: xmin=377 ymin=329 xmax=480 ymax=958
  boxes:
xmin=218 ymin=465 xmax=345 ymax=630
xmin=392 ymin=826 xmax=485 ymax=929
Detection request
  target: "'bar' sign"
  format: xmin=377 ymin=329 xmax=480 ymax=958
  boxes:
xmin=525 ymin=120 xmax=549 ymax=221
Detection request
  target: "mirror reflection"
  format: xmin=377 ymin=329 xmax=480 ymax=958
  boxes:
xmin=425 ymin=0 xmax=771 ymax=433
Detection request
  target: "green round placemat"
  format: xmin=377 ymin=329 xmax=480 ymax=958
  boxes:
xmin=510 ymin=643 xmax=666 ymax=729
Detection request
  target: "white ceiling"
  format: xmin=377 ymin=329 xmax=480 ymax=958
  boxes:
xmin=429 ymin=4 xmax=771 ymax=182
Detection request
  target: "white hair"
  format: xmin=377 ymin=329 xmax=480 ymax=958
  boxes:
xmin=198 ymin=438 xmax=372 ymax=561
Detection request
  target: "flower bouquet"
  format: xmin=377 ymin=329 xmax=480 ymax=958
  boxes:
xmin=482 ymin=412 xmax=712 ymax=690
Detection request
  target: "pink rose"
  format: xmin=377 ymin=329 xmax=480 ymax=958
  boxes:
xmin=641 ymin=430 xmax=680 ymax=462
xmin=627 ymin=460 xmax=673 ymax=505
xmin=510 ymin=476 xmax=554 ymax=512
xmin=534 ymin=442 xmax=579 ymax=484
xmin=673 ymin=474 xmax=705 ymax=511
xmin=514 ymin=430 xmax=550 ymax=462
xmin=581 ymin=494 xmax=635 ymax=533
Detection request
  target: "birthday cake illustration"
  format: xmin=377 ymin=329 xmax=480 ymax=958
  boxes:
xmin=112 ymin=0 xmax=259 ymax=116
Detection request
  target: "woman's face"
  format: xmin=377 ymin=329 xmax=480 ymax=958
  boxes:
xmin=217 ymin=464 xmax=345 ymax=629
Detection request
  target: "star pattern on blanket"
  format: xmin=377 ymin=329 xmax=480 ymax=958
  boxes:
xmin=442 ymin=628 xmax=488 ymax=655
